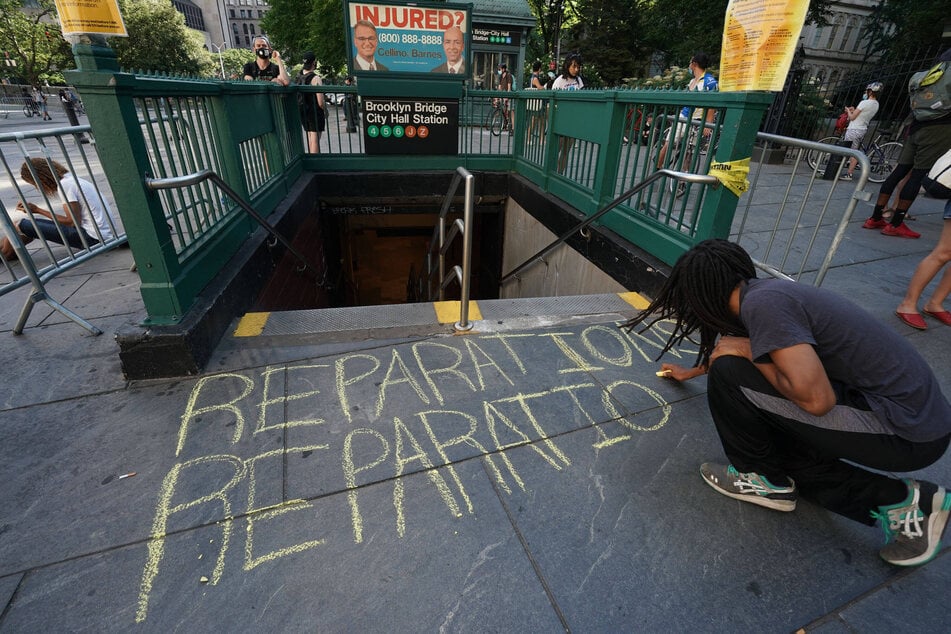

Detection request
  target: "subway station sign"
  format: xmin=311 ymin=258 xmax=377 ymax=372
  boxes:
xmin=471 ymin=24 xmax=520 ymax=47
xmin=362 ymin=97 xmax=459 ymax=155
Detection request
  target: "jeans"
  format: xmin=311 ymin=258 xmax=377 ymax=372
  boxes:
xmin=18 ymin=217 xmax=98 ymax=250
xmin=707 ymin=355 xmax=950 ymax=524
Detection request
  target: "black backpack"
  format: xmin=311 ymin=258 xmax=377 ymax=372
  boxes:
xmin=297 ymin=71 xmax=316 ymax=116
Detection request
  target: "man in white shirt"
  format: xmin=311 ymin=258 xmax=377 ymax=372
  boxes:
xmin=840 ymin=82 xmax=882 ymax=181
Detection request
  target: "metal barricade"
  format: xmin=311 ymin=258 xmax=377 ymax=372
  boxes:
xmin=735 ymin=132 xmax=872 ymax=286
xmin=0 ymin=125 xmax=127 ymax=334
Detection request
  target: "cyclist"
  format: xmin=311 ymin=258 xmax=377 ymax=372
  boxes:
xmin=497 ymin=63 xmax=513 ymax=131
xmin=839 ymin=82 xmax=882 ymax=181
xmin=655 ymin=52 xmax=718 ymax=169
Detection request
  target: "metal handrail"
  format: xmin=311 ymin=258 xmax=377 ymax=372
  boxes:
xmin=500 ymin=169 xmax=718 ymax=285
xmin=144 ymin=169 xmax=321 ymax=279
xmin=424 ymin=167 xmax=475 ymax=332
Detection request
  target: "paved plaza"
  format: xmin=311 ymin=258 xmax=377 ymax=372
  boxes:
xmin=1 ymin=139 xmax=950 ymax=630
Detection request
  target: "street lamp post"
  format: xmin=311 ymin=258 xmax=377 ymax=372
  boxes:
xmin=210 ymin=42 xmax=226 ymax=79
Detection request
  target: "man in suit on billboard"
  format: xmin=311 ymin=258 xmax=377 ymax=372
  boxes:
xmin=431 ymin=26 xmax=465 ymax=74
xmin=352 ymin=20 xmax=389 ymax=71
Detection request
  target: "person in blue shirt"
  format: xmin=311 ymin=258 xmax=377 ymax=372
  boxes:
xmin=656 ymin=52 xmax=718 ymax=169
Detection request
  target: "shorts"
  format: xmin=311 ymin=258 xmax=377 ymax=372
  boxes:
xmin=899 ymin=120 xmax=951 ymax=170
xmin=842 ymin=126 xmax=866 ymax=148
xmin=301 ymin=106 xmax=325 ymax=133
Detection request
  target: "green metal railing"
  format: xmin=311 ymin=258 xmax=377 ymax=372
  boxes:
xmin=68 ymin=42 xmax=772 ymax=325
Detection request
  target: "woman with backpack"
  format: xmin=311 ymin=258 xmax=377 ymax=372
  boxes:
xmin=297 ymin=52 xmax=326 ymax=154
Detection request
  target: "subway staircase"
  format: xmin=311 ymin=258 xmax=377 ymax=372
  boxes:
xmin=229 ymin=292 xmax=650 ymax=348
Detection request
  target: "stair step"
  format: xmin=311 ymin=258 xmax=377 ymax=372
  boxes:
xmin=232 ymin=292 xmax=649 ymax=344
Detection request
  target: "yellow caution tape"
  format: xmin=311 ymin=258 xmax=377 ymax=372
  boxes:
xmin=708 ymin=158 xmax=751 ymax=197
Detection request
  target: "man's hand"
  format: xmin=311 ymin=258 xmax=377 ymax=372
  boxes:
xmin=656 ymin=363 xmax=706 ymax=382
xmin=270 ymin=51 xmax=290 ymax=86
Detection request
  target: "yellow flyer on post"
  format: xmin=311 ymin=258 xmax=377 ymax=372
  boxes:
xmin=718 ymin=0 xmax=808 ymax=92
xmin=54 ymin=0 xmax=127 ymax=37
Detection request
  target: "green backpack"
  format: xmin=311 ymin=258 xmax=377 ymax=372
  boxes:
xmin=908 ymin=61 xmax=951 ymax=121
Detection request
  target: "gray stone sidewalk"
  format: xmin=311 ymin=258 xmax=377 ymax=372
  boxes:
xmin=0 ymin=187 xmax=950 ymax=632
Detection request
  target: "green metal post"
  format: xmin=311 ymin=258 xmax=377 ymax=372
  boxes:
xmin=694 ymin=92 xmax=775 ymax=240
xmin=67 ymin=41 xmax=187 ymax=323
xmin=593 ymin=91 xmax=626 ymax=209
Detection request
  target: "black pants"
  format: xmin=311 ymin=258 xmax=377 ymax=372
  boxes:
xmin=707 ymin=356 xmax=949 ymax=524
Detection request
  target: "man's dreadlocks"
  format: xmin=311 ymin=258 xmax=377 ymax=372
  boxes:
xmin=621 ymin=239 xmax=755 ymax=368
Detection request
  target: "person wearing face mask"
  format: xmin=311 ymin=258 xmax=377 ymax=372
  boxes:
xmin=243 ymin=35 xmax=290 ymax=86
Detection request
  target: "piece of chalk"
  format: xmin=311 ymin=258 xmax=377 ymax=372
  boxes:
xmin=118 ymin=472 xmax=137 ymax=479
xmin=655 ymin=370 xmax=672 ymax=377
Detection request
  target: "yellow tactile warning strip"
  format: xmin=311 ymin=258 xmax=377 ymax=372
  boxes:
xmin=618 ymin=291 xmax=651 ymax=310
xmin=433 ymin=300 xmax=483 ymax=324
xmin=234 ymin=312 xmax=270 ymax=337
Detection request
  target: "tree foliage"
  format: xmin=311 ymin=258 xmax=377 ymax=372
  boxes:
xmin=549 ymin=0 xmax=834 ymax=82
xmin=0 ymin=0 xmax=74 ymax=86
xmin=218 ymin=48 xmax=254 ymax=80
xmin=525 ymin=0 xmax=572 ymax=62
xmin=256 ymin=0 xmax=842 ymax=86
xmin=110 ymin=0 xmax=215 ymax=75
xmin=261 ymin=0 xmax=347 ymax=79
xmin=863 ymin=0 xmax=949 ymax=62
xmin=560 ymin=0 xmax=643 ymax=85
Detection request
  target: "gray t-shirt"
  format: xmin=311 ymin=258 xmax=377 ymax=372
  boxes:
xmin=741 ymin=278 xmax=951 ymax=442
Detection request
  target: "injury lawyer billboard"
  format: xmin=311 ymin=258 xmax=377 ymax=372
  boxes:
xmin=346 ymin=0 xmax=473 ymax=78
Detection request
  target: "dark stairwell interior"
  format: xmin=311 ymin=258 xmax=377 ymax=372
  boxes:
xmin=253 ymin=185 xmax=506 ymax=312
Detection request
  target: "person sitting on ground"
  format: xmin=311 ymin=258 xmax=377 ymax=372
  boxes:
xmin=621 ymin=238 xmax=951 ymax=568
xmin=1 ymin=158 xmax=117 ymax=260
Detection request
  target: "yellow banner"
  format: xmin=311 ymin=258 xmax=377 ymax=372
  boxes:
xmin=54 ymin=0 xmax=127 ymax=37
xmin=718 ymin=0 xmax=808 ymax=92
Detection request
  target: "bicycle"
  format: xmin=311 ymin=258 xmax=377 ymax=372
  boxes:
xmin=23 ymin=100 xmax=40 ymax=118
xmin=484 ymin=98 xmax=511 ymax=137
xmin=805 ymin=132 xmax=902 ymax=183
xmin=651 ymin=118 xmax=718 ymax=198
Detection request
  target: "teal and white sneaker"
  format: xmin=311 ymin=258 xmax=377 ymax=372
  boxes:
xmin=873 ymin=479 xmax=951 ymax=567
xmin=700 ymin=463 xmax=797 ymax=512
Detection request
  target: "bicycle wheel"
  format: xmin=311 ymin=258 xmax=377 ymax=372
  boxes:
xmin=490 ymin=109 xmax=504 ymax=137
xmin=867 ymin=142 xmax=903 ymax=183
xmin=23 ymin=104 xmax=34 ymax=117
xmin=806 ymin=136 xmax=841 ymax=172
